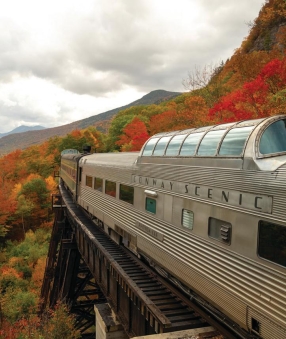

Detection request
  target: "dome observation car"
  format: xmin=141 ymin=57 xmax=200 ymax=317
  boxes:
xmin=139 ymin=115 xmax=286 ymax=171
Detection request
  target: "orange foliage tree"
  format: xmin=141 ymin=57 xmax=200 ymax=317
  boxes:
xmin=149 ymin=96 xmax=210 ymax=135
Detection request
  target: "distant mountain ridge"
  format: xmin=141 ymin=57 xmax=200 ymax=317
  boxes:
xmin=0 ymin=90 xmax=182 ymax=155
xmin=0 ymin=125 xmax=46 ymax=139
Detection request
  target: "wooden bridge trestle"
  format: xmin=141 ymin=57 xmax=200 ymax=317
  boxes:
xmin=40 ymin=194 xmax=106 ymax=338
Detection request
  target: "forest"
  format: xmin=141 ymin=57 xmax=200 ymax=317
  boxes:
xmin=0 ymin=0 xmax=286 ymax=337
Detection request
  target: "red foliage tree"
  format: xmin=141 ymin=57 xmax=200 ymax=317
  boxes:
xmin=209 ymin=56 xmax=286 ymax=123
xmin=260 ymin=57 xmax=286 ymax=93
xmin=116 ymin=117 xmax=149 ymax=151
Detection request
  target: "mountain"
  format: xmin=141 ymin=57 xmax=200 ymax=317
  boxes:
xmin=0 ymin=90 xmax=181 ymax=155
xmin=0 ymin=125 xmax=46 ymax=139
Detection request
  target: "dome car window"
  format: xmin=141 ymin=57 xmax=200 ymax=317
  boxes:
xmin=153 ymin=136 xmax=172 ymax=156
xmin=197 ymin=129 xmax=226 ymax=156
xmin=219 ymin=126 xmax=255 ymax=156
xmin=259 ymin=119 xmax=286 ymax=155
xmin=180 ymin=132 xmax=204 ymax=156
xmin=165 ymin=134 xmax=187 ymax=156
xmin=142 ymin=138 xmax=159 ymax=156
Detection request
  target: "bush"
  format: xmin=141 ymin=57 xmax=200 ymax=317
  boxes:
xmin=1 ymin=289 xmax=37 ymax=322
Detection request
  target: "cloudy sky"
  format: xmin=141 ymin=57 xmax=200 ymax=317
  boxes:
xmin=0 ymin=0 xmax=265 ymax=133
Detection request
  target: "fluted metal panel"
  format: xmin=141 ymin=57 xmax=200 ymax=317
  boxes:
xmin=80 ymin=184 xmax=286 ymax=333
xmin=247 ymin=308 xmax=286 ymax=339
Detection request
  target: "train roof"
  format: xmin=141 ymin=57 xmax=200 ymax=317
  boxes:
xmin=79 ymin=152 xmax=139 ymax=168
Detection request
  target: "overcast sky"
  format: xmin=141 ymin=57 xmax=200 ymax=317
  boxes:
xmin=0 ymin=0 xmax=265 ymax=133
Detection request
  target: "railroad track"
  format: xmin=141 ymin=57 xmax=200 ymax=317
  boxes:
xmin=60 ymin=183 xmax=251 ymax=338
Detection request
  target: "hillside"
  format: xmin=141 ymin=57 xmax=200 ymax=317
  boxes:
xmin=0 ymin=90 xmax=181 ymax=155
xmin=0 ymin=125 xmax=46 ymax=139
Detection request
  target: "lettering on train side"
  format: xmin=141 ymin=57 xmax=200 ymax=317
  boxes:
xmin=136 ymin=222 xmax=164 ymax=241
xmin=222 ymin=191 xmax=229 ymax=202
xmin=132 ymin=174 xmax=273 ymax=213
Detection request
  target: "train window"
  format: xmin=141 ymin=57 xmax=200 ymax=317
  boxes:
xmin=86 ymin=175 xmax=93 ymax=187
xmin=94 ymin=178 xmax=103 ymax=192
xmin=142 ymin=138 xmax=159 ymax=156
xmin=208 ymin=218 xmax=232 ymax=245
xmin=180 ymin=132 xmax=204 ymax=156
xmin=153 ymin=136 xmax=172 ymax=156
xmin=146 ymin=198 xmax=156 ymax=214
xmin=197 ymin=129 xmax=226 ymax=156
xmin=258 ymin=221 xmax=286 ymax=267
xmin=219 ymin=126 xmax=255 ymax=156
xmin=259 ymin=119 xmax=286 ymax=155
xmin=119 ymin=184 xmax=134 ymax=204
xmin=105 ymin=180 xmax=116 ymax=197
xmin=182 ymin=209 xmax=194 ymax=230
xmin=165 ymin=134 xmax=187 ymax=156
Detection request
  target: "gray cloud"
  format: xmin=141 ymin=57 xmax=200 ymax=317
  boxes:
xmin=0 ymin=0 xmax=265 ymax=133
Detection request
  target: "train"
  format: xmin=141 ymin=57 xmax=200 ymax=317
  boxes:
xmin=60 ymin=114 xmax=286 ymax=339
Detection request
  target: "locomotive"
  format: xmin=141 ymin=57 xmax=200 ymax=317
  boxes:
xmin=60 ymin=114 xmax=286 ymax=339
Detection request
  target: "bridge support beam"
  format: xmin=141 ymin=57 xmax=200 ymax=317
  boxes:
xmin=41 ymin=195 xmax=106 ymax=338
xmin=95 ymin=303 xmax=128 ymax=339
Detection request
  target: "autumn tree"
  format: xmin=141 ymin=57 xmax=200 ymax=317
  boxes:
xmin=209 ymin=56 xmax=286 ymax=122
xmin=21 ymin=145 xmax=55 ymax=178
xmin=182 ymin=95 xmax=210 ymax=127
xmin=0 ymin=150 xmax=23 ymax=188
xmin=58 ymin=130 xmax=87 ymax=153
xmin=15 ymin=177 xmax=50 ymax=230
xmin=149 ymin=109 xmax=180 ymax=135
xmin=106 ymin=106 xmax=150 ymax=151
xmin=116 ymin=117 xmax=149 ymax=151
xmin=209 ymin=76 xmax=270 ymax=123
xmin=149 ymin=95 xmax=210 ymax=135
xmin=82 ymin=126 xmax=105 ymax=153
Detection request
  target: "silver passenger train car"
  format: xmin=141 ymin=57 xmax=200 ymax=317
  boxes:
xmin=60 ymin=115 xmax=286 ymax=339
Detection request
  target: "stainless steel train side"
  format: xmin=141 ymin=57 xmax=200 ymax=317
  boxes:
xmin=61 ymin=115 xmax=286 ymax=339
xmin=60 ymin=152 xmax=84 ymax=199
